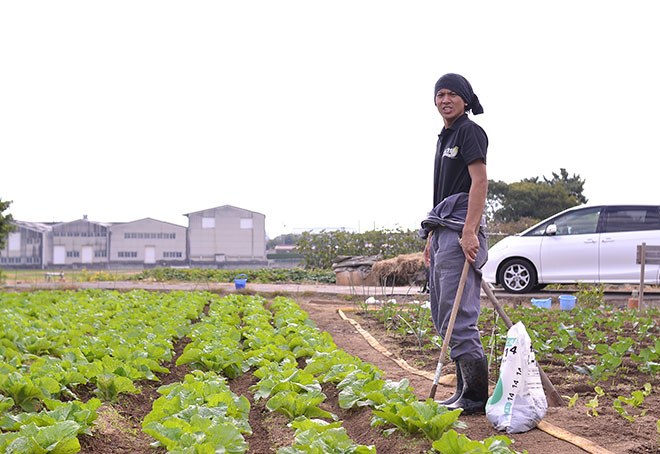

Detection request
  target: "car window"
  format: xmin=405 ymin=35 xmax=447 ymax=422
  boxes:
xmin=603 ymin=207 xmax=660 ymax=233
xmin=552 ymin=208 xmax=601 ymax=235
xmin=525 ymin=207 xmax=602 ymax=237
xmin=526 ymin=221 xmax=551 ymax=236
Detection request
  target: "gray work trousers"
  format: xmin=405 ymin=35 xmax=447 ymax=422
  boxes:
xmin=429 ymin=227 xmax=488 ymax=361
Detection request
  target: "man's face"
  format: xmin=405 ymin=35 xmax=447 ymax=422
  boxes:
xmin=435 ymin=89 xmax=466 ymax=126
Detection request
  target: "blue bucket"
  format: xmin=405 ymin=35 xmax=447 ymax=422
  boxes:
xmin=559 ymin=295 xmax=576 ymax=311
xmin=531 ymin=297 xmax=552 ymax=309
xmin=234 ymin=274 xmax=248 ymax=290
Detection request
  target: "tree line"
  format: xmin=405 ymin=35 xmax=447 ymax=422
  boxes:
xmin=290 ymin=168 xmax=586 ymax=268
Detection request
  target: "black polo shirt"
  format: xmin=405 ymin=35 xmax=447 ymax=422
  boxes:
xmin=433 ymin=114 xmax=488 ymax=208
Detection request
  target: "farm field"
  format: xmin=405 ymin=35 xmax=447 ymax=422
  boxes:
xmin=0 ymin=289 xmax=517 ymax=454
xmin=2 ymin=288 xmax=660 ymax=453
xmin=334 ymin=295 xmax=660 ymax=453
xmin=0 ymin=268 xmax=337 ymax=287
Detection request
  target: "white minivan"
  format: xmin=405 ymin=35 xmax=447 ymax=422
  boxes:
xmin=483 ymin=205 xmax=660 ymax=293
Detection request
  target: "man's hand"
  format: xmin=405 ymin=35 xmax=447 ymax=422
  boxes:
xmin=460 ymin=229 xmax=479 ymax=263
xmin=461 ymin=159 xmax=487 ymax=264
xmin=424 ymin=232 xmax=433 ymax=266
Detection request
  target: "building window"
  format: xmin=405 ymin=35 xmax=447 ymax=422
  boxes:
xmin=163 ymin=251 xmax=182 ymax=258
xmin=118 ymin=251 xmax=138 ymax=258
xmin=66 ymin=251 xmax=80 ymax=258
xmin=202 ymin=217 xmax=215 ymax=229
xmin=95 ymin=250 xmax=107 ymax=257
xmin=124 ymin=232 xmax=176 ymax=239
xmin=8 ymin=233 xmax=20 ymax=251
xmin=240 ymin=218 xmax=253 ymax=229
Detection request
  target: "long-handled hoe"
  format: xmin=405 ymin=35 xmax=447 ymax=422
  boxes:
xmin=428 ymin=257 xmax=471 ymax=399
xmin=428 ymin=264 xmax=564 ymax=407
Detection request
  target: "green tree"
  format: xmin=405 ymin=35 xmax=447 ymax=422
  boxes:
xmin=488 ymin=169 xmax=586 ymax=223
xmin=542 ymin=168 xmax=588 ymax=204
xmin=0 ymin=198 xmax=14 ymax=250
xmin=266 ymin=233 xmax=302 ymax=250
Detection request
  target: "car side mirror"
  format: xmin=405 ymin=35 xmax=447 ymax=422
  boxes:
xmin=546 ymin=224 xmax=557 ymax=235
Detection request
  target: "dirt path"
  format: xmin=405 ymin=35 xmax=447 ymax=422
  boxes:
xmin=296 ymin=295 xmax=655 ymax=454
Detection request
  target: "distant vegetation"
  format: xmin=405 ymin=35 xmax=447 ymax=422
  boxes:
xmin=279 ymin=169 xmax=588 ymax=268
xmin=485 ymin=168 xmax=587 ymax=244
xmin=0 ymin=198 xmax=14 ymax=284
xmin=0 ymin=198 xmax=14 ymax=251
xmin=266 ymin=233 xmax=303 ymax=250
xmin=487 ymin=168 xmax=586 ymax=223
xmin=296 ymin=228 xmax=426 ymax=269
xmin=130 ymin=267 xmax=336 ymax=284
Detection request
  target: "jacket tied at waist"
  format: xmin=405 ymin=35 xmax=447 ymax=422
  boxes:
xmin=419 ymin=192 xmax=485 ymax=239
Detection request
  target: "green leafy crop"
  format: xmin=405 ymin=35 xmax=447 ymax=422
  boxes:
xmin=372 ymin=399 xmax=465 ymax=441
xmin=613 ymin=383 xmax=652 ymax=422
xmin=278 ymin=417 xmax=376 ymax=454
xmin=142 ymin=371 xmax=251 ymax=453
xmin=432 ymin=429 xmax=518 ymax=454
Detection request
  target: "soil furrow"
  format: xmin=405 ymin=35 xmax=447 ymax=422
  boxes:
xmin=79 ymin=312 xmax=197 ymax=453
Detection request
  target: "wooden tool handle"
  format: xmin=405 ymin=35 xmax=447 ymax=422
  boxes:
xmin=429 ymin=258 xmax=471 ymax=399
xmin=481 ymin=282 xmax=565 ymax=407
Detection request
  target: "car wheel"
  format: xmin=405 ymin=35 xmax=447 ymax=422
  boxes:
xmin=498 ymin=259 xmax=537 ymax=293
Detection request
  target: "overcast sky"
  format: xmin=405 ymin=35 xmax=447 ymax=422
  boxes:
xmin=2 ymin=1 xmax=658 ymax=238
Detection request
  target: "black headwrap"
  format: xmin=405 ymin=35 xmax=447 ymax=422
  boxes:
xmin=434 ymin=73 xmax=484 ymax=115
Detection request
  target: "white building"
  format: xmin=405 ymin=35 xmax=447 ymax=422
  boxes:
xmin=0 ymin=221 xmax=50 ymax=268
xmin=50 ymin=218 xmax=110 ymax=267
xmin=1 ymin=204 xmax=268 ymax=270
xmin=185 ymin=205 xmax=267 ymax=266
xmin=108 ymin=218 xmax=187 ymax=267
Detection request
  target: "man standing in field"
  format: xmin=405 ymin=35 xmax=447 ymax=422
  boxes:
xmin=421 ymin=73 xmax=489 ymax=415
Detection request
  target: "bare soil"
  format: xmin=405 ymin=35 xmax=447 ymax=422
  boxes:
xmin=296 ymin=294 xmax=660 ymax=454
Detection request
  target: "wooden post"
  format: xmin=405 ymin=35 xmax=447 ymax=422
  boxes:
xmin=639 ymin=242 xmax=646 ymax=310
xmin=636 ymin=244 xmax=660 ymax=310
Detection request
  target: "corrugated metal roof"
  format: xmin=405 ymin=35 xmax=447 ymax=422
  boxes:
xmin=51 ymin=219 xmax=112 ymax=228
xmin=109 ymin=217 xmax=186 ymax=228
xmin=14 ymin=220 xmax=52 ymax=233
xmin=183 ymin=204 xmax=265 ymax=217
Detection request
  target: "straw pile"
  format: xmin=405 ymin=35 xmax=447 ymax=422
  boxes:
xmin=370 ymin=252 xmax=428 ymax=286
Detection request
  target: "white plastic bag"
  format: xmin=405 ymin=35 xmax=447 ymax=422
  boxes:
xmin=486 ymin=321 xmax=547 ymax=433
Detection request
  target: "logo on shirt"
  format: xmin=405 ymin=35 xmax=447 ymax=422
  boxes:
xmin=443 ymin=146 xmax=459 ymax=159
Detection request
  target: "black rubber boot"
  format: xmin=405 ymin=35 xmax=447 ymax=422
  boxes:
xmin=438 ymin=360 xmax=463 ymax=406
xmin=445 ymin=356 xmax=489 ymax=415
